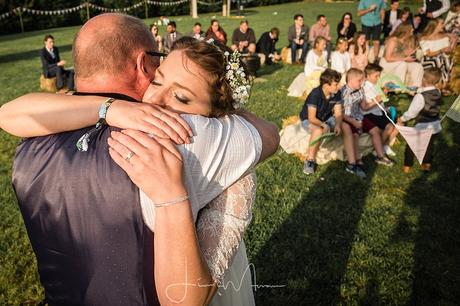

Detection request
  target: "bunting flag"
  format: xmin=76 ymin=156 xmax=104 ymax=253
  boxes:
xmin=0 ymin=0 xmax=190 ymax=21
xmin=441 ymin=94 xmax=460 ymax=123
xmin=395 ymin=125 xmax=433 ymax=164
xmin=374 ymin=99 xmax=432 ymax=165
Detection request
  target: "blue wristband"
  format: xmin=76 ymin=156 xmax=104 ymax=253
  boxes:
xmin=97 ymin=98 xmax=115 ymax=125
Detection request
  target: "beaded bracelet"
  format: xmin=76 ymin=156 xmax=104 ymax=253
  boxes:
xmin=155 ymin=195 xmax=189 ymax=208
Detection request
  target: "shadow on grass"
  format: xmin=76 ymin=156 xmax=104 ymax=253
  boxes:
xmin=256 ymin=63 xmax=283 ymax=77
xmin=252 ymin=159 xmax=377 ymax=305
xmin=399 ymin=122 xmax=460 ymax=305
xmin=0 ymin=44 xmax=72 ymax=64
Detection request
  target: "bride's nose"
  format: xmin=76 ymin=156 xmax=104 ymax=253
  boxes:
xmin=146 ymin=87 xmax=168 ymax=107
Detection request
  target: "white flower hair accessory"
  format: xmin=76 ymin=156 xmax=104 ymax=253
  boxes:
xmin=205 ymin=38 xmax=251 ymax=108
xmin=223 ymin=50 xmax=251 ymax=108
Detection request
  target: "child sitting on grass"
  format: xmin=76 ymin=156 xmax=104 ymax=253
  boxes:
xmin=299 ymin=69 xmax=344 ymax=174
xmin=342 ymin=68 xmax=394 ymax=171
xmin=361 ymin=63 xmax=399 ymax=160
xmin=398 ymin=67 xmax=443 ymax=172
xmin=288 ymin=36 xmax=328 ymax=98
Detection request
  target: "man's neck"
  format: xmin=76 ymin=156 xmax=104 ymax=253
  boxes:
xmin=77 ymin=78 xmax=142 ymax=101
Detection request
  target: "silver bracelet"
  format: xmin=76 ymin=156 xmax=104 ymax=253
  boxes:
xmin=154 ymin=195 xmax=189 ymax=207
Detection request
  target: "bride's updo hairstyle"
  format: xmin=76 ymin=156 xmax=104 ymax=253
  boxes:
xmin=171 ymin=36 xmax=250 ymax=117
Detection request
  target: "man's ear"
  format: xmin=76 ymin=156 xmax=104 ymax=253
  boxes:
xmin=136 ymin=51 xmax=150 ymax=78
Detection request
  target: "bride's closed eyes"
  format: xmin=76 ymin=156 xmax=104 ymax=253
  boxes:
xmin=150 ymin=69 xmax=193 ymax=104
xmin=142 ymin=50 xmax=212 ymax=116
xmin=150 ymin=79 xmax=190 ymax=104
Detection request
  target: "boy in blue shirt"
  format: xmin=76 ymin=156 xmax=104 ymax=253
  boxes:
xmin=300 ymin=69 xmax=345 ymax=174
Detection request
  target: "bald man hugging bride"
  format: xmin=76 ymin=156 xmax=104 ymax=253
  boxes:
xmin=0 ymin=13 xmax=279 ymax=306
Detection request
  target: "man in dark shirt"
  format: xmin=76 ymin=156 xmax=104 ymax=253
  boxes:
xmin=299 ymin=69 xmax=343 ymax=174
xmin=383 ymin=0 xmax=402 ymax=37
xmin=256 ymin=27 xmax=281 ymax=65
xmin=40 ymin=34 xmax=75 ymax=91
xmin=231 ymin=20 xmax=256 ymax=54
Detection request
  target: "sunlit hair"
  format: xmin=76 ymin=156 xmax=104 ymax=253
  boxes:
xmin=390 ymin=22 xmax=413 ymax=39
xmin=351 ymin=31 xmax=367 ymax=56
xmin=171 ymin=37 xmax=250 ymax=117
xmin=73 ymin=14 xmax=155 ymax=79
xmin=421 ymin=18 xmax=443 ymax=37
xmin=346 ymin=68 xmax=364 ymax=82
xmin=320 ymin=69 xmax=341 ymax=86
xmin=313 ymin=36 xmax=327 ymax=49
xmin=423 ymin=67 xmax=442 ymax=85
xmin=335 ymin=37 xmax=348 ymax=50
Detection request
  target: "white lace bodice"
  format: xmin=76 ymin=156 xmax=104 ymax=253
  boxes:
xmin=197 ymin=171 xmax=256 ymax=283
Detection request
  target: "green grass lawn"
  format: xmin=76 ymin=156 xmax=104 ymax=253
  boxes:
xmin=1 ymin=1 xmax=460 ymax=305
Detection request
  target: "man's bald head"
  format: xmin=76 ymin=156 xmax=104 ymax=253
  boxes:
xmin=73 ymin=13 xmax=156 ymax=80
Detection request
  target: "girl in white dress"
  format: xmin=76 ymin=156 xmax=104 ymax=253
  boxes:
xmin=331 ymin=37 xmax=351 ymax=84
xmin=287 ymin=36 xmax=328 ymax=98
xmin=0 ymin=37 xmax=261 ymax=306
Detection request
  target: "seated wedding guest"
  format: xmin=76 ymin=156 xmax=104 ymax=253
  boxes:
xmin=349 ymin=31 xmax=369 ymax=71
xmin=418 ymin=0 xmax=451 ymax=30
xmin=309 ymin=15 xmax=332 ymax=58
xmin=444 ymin=1 xmax=460 ymax=37
xmin=256 ymin=27 xmax=281 ymax=65
xmin=163 ymin=21 xmax=183 ymax=53
xmin=337 ymin=12 xmax=357 ymax=42
xmin=40 ymin=34 xmax=74 ymax=91
xmin=389 ymin=7 xmax=413 ymax=36
xmin=399 ymin=67 xmax=443 ymax=173
xmin=288 ymin=14 xmax=309 ymax=64
xmin=419 ymin=18 xmax=455 ymax=94
xmin=380 ymin=23 xmax=424 ymax=87
xmin=342 ymin=68 xmax=391 ymax=174
xmin=361 ymin=63 xmax=398 ymax=158
xmin=331 ymin=37 xmax=351 ymax=79
xmin=187 ymin=22 xmax=205 ymax=41
xmin=206 ymin=19 xmax=227 ymax=44
xmin=231 ymin=20 xmax=256 ymax=54
xmin=413 ymin=14 xmax=424 ymax=34
xmin=383 ymin=0 xmax=401 ymax=38
xmin=288 ymin=36 xmax=328 ymax=97
xmin=299 ymin=69 xmax=344 ymax=174
xmin=150 ymin=24 xmax=163 ymax=52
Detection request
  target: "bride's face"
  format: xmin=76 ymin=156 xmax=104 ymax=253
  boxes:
xmin=142 ymin=50 xmax=212 ymax=116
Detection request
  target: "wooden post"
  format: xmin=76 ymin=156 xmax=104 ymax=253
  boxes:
xmin=191 ymin=0 xmax=197 ymax=18
xmin=222 ymin=3 xmax=227 ymax=16
xmin=18 ymin=7 xmax=24 ymax=33
xmin=86 ymin=2 xmax=90 ymax=21
xmin=144 ymin=0 xmax=149 ymax=19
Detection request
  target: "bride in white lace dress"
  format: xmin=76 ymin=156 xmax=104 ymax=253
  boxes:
xmin=0 ymin=37 xmax=278 ymax=304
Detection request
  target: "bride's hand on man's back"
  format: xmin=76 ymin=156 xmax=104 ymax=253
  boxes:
xmin=108 ymin=129 xmax=187 ymax=203
xmin=106 ymin=101 xmax=193 ymax=145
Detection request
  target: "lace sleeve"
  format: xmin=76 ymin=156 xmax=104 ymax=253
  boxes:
xmin=196 ymin=170 xmax=256 ymax=284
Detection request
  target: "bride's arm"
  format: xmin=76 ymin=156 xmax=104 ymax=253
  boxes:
xmin=108 ymin=130 xmax=215 ymax=305
xmin=196 ymin=170 xmax=256 ymax=285
xmin=0 ymin=93 xmax=192 ymax=144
